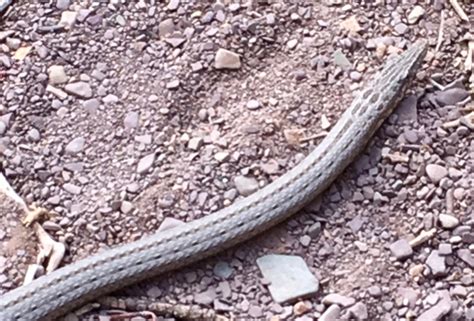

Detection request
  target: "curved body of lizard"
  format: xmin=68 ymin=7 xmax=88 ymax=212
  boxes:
xmin=0 ymin=40 xmax=427 ymax=321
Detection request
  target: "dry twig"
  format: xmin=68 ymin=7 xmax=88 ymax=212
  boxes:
xmin=442 ymin=111 xmax=474 ymax=129
xmin=449 ymin=0 xmax=469 ymax=21
xmin=409 ymin=228 xmax=437 ymax=248
xmin=34 ymin=222 xmax=66 ymax=273
xmin=97 ymin=297 xmax=230 ymax=321
xmin=301 ymin=131 xmax=328 ymax=142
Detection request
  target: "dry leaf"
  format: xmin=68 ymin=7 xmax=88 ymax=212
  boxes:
xmin=340 ymin=16 xmax=362 ymax=35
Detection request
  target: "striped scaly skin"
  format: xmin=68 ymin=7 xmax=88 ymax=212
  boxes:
xmin=0 ymin=40 xmax=427 ymax=321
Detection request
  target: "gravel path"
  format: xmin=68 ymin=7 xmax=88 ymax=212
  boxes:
xmin=0 ymin=1 xmax=472 ymax=320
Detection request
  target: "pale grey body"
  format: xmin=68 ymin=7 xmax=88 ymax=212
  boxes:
xmin=0 ymin=41 xmax=427 ymax=321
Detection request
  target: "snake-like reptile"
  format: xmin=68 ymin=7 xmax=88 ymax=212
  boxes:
xmin=0 ymin=40 xmax=427 ymax=320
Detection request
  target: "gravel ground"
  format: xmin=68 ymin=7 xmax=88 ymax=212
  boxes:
xmin=0 ymin=1 xmax=473 ymax=320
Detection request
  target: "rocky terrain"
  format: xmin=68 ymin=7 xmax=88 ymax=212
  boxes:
xmin=0 ymin=0 xmax=473 ymax=320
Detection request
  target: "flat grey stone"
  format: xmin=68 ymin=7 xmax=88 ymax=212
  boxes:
xmin=63 ymin=183 xmax=81 ymax=195
xmin=349 ymin=71 xmax=362 ymax=82
xmin=166 ymin=79 xmax=180 ymax=89
xmin=91 ymin=69 xmax=106 ymax=80
xmin=394 ymin=23 xmax=408 ymax=35
xmin=82 ymin=98 xmax=100 ymax=113
xmin=158 ymin=18 xmax=174 ymax=38
xmin=287 ymin=39 xmax=298 ymax=50
xmin=0 ymin=31 xmax=14 ymax=42
xmin=435 ymin=87 xmax=469 ymax=106
xmin=136 ymin=153 xmax=155 ymax=174
xmin=47 ymin=195 xmax=61 ymax=205
xmin=188 ymin=137 xmax=203 ymax=151
xmin=135 ymin=134 xmax=152 ymax=145
xmin=59 ymin=11 xmax=77 ymax=28
xmin=389 ymin=239 xmax=413 ymax=260
xmin=418 ymin=298 xmax=451 ymax=321
xmin=299 ymin=235 xmax=311 ymax=247
xmin=404 ymin=129 xmax=419 ymax=144
xmin=451 ymin=285 xmax=467 ymax=297
xmin=158 ymin=192 xmax=175 ymax=209
xmin=348 ymin=302 xmax=368 ymax=320
xmin=438 ymin=243 xmax=452 ymax=255
xmin=146 ymin=286 xmax=162 ymax=298
xmin=426 ymin=250 xmax=446 ymax=276
xmin=248 ymin=305 xmax=263 ymax=318
xmin=234 ymin=175 xmax=259 ymax=196
xmin=62 ymin=168 xmax=81 ymax=182
xmin=407 ymin=5 xmax=425 ymax=24
xmin=167 ymin=0 xmax=180 ymax=10
xmin=102 ymin=94 xmax=119 ymax=104
xmin=396 ymin=288 xmax=420 ymax=308
xmin=368 ymin=285 xmax=382 ymax=297
xmin=164 ymin=37 xmax=186 ymax=48
xmin=213 ymin=261 xmax=233 ymax=279
xmin=246 ymin=99 xmax=260 ymax=110
xmin=214 ymin=152 xmax=229 ymax=163
xmin=457 ymin=249 xmax=474 ymax=268
xmin=319 ymin=304 xmax=341 ymax=321
xmin=48 ymin=65 xmax=68 ymax=84
xmin=194 ymin=288 xmax=216 ymax=305
xmin=0 ymin=121 xmax=6 ymax=135
xmin=64 ymin=82 xmax=92 ymax=98
xmin=0 ymin=54 xmax=11 ymax=68
xmin=347 ymin=216 xmax=364 ymax=233
xmin=201 ymin=11 xmax=215 ymax=24
xmin=65 ymin=137 xmax=85 ymax=154
xmin=56 ymin=0 xmax=70 ymax=9
xmin=0 ymin=113 xmax=12 ymax=127
xmin=333 ymin=49 xmax=351 ymax=70
xmin=256 ymin=254 xmax=319 ymax=303
xmin=27 ymin=128 xmax=41 ymax=142
xmin=120 ymin=201 xmax=133 ymax=214
xmin=322 ymin=293 xmax=356 ymax=307
xmin=426 ymin=164 xmax=448 ymax=184
xmin=438 ymin=213 xmax=459 ymax=229
xmin=157 ymin=217 xmax=184 ymax=232
xmin=308 ymin=222 xmax=322 ymax=238
xmin=213 ymin=299 xmax=232 ymax=312
xmin=215 ymin=48 xmax=241 ymax=69
xmin=124 ymin=111 xmax=139 ymax=129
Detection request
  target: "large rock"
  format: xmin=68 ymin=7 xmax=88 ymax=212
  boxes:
xmin=256 ymin=254 xmax=319 ymax=303
xmin=234 ymin=175 xmax=259 ymax=196
xmin=64 ymin=82 xmax=92 ymax=98
xmin=319 ymin=304 xmax=341 ymax=321
xmin=136 ymin=153 xmax=155 ymax=174
xmin=322 ymin=293 xmax=356 ymax=307
xmin=389 ymin=239 xmax=413 ymax=260
xmin=426 ymin=164 xmax=448 ymax=184
xmin=65 ymin=137 xmax=85 ymax=154
xmin=425 ymin=250 xmax=446 ymax=276
xmin=418 ymin=298 xmax=451 ymax=321
xmin=434 ymin=87 xmax=469 ymax=106
xmin=157 ymin=217 xmax=184 ymax=232
xmin=215 ymin=48 xmax=241 ymax=69
xmin=48 ymin=65 xmax=68 ymax=84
